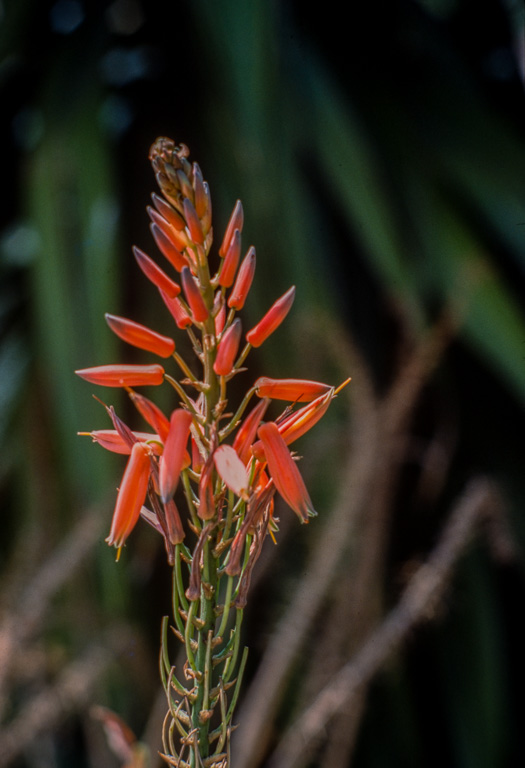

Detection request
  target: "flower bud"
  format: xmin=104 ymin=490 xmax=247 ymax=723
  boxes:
xmin=150 ymin=221 xmax=188 ymax=272
xmin=219 ymin=200 xmax=243 ymax=257
xmin=213 ymin=319 xmax=242 ymax=376
xmin=105 ymin=314 xmax=175 ymax=358
xmin=133 ymin=247 xmax=181 ymax=298
xmin=228 ymin=247 xmax=256 ymax=310
xmin=151 ymin=192 xmax=185 ymax=231
xmin=218 ymin=229 xmax=241 ymax=288
xmin=246 ymin=286 xmax=295 ymax=348
xmin=128 ymin=391 xmax=171 ymax=441
xmin=181 ymin=266 xmax=209 ymax=323
xmin=183 ymin=198 xmax=205 ymax=245
xmin=159 ymin=291 xmax=193 ymax=329
xmin=76 ymin=364 xmax=165 ymax=387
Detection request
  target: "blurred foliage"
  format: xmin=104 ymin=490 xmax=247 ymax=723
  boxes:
xmin=1 ymin=0 xmax=525 ymax=766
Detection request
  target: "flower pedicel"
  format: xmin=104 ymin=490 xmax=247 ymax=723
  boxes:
xmin=76 ymin=138 xmax=348 ymax=766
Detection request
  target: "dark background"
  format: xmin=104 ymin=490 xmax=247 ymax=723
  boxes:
xmin=1 ymin=1 xmax=525 ymax=766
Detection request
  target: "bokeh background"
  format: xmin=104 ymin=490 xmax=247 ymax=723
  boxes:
xmin=1 ymin=1 xmax=525 ymax=766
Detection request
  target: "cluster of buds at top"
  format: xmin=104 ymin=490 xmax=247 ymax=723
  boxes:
xmin=77 ymin=138 xmax=347 ymax=564
xmin=76 ymin=139 xmax=348 ymax=765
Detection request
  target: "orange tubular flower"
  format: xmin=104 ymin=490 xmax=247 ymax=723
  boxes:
xmin=257 ymin=421 xmax=316 ymax=523
xmin=213 ymin=319 xmax=242 ymax=376
xmin=128 ymin=391 xmax=171 ymax=441
xmin=228 ymin=246 xmax=256 ymax=311
xmin=232 ymin=398 xmax=270 ymax=465
xmin=218 ymin=229 xmax=241 ymax=288
xmin=183 ymin=198 xmax=205 ymax=245
xmin=133 ymin=246 xmax=181 ymax=299
xmin=181 ymin=266 xmax=209 ymax=322
xmin=214 ymin=301 xmax=226 ymax=336
xmin=219 ymin=199 xmax=243 ymax=257
xmin=105 ymin=314 xmax=175 ymax=358
xmin=151 ymin=192 xmax=186 ymax=231
xmin=106 ymin=442 xmax=152 ymax=549
xmin=246 ymin=286 xmax=295 ymax=348
xmin=252 ymin=389 xmax=334 ymax=460
xmin=159 ymin=291 xmax=192 ymax=329
xmin=254 ymin=376 xmax=332 ymax=402
xmin=86 ymin=429 xmax=161 ymax=454
xmin=159 ymin=409 xmax=193 ymax=502
xmin=150 ymin=221 xmax=189 ymax=271
xmin=76 ymin=364 xmax=165 ymax=387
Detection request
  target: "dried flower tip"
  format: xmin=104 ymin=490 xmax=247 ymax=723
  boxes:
xmin=151 ymin=192 xmax=186 ymax=231
xmin=176 ymin=169 xmax=194 ymax=203
xmin=246 ymin=286 xmax=295 ymax=348
xmin=200 ymin=181 xmax=212 ymax=235
xmin=159 ymin=409 xmax=193 ymax=502
xmin=183 ymin=198 xmax=205 ymax=245
xmin=106 ymin=442 xmax=152 ymax=549
xmin=257 ymin=422 xmax=316 ymax=523
xmin=128 ymin=391 xmax=171 ymax=441
xmin=181 ymin=266 xmax=209 ymax=323
xmin=150 ymin=221 xmax=189 ymax=272
xmin=164 ymin=498 xmax=185 ymax=544
xmin=159 ymin=290 xmax=193 ymax=329
xmin=198 ymin=458 xmax=215 ymax=520
xmin=228 ymin=246 xmax=256 ymax=310
xmin=192 ymin=163 xmax=208 ymax=219
xmin=219 ymin=200 xmax=243 ymax=257
xmin=105 ymin=314 xmax=175 ymax=358
xmin=218 ymin=229 xmax=241 ymax=288
xmin=214 ymin=445 xmax=250 ymax=499
xmin=86 ymin=429 xmax=160 ymax=454
xmin=213 ymin=319 xmax=242 ymax=376
xmin=133 ymin=246 xmax=180 ymax=299
xmin=254 ymin=377 xmax=332 ymax=402
xmin=76 ymin=363 xmax=165 ymax=387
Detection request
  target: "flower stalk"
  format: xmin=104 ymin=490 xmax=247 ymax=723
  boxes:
xmin=76 ymin=138 xmax=345 ymax=766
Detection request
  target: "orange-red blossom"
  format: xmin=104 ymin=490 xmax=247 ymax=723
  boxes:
xmin=106 ymin=442 xmax=152 ymax=549
xmin=105 ymin=314 xmax=175 ymax=358
xmin=246 ymin=286 xmax=295 ymax=348
xmin=159 ymin=409 xmax=193 ymax=503
xmin=254 ymin=376 xmax=332 ymax=402
xmin=257 ymin=421 xmax=316 ymax=523
xmin=75 ymin=364 xmax=165 ymax=387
